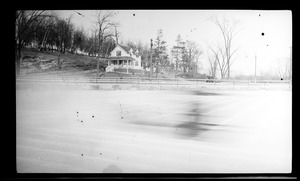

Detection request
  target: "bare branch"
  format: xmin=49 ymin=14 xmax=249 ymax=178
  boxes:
xmin=94 ymin=10 xmax=117 ymax=58
xmin=210 ymin=16 xmax=240 ymax=78
xmin=16 ymin=10 xmax=46 ymax=44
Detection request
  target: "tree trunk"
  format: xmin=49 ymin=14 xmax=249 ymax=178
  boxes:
xmin=57 ymin=53 xmax=61 ymax=70
xmin=60 ymin=42 xmax=63 ymax=53
xmin=16 ymin=43 xmax=22 ymax=76
xmin=227 ymin=59 xmax=230 ymax=79
xmin=156 ymin=58 xmax=159 ymax=78
xmin=41 ymin=28 xmax=50 ymax=51
xmin=221 ymin=71 xmax=226 ymax=79
xmin=63 ymin=43 xmax=66 ymax=53
xmin=96 ymin=58 xmax=100 ymax=78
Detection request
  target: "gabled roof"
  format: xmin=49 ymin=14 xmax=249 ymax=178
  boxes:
xmin=112 ymin=44 xmax=140 ymax=56
xmin=119 ymin=45 xmax=131 ymax=54
xmin=109 ymin=44 xmax=142 ymax=59
xmin=110 ymin=44 xmax=131 ymax=55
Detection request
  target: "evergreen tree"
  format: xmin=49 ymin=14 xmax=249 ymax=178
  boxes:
xmin=153 ymin=29 xmax=168 ymax=76
xmin=171 ymin=34 xmax=186 ymax=74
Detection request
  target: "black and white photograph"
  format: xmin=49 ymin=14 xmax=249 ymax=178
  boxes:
xmin=15 ymin=10 xmax=292 ymax=176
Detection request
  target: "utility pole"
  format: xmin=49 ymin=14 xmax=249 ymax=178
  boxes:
xmin=150 ymin=39 xmax=153 ymax=78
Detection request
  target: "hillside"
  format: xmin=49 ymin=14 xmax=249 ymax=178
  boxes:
xmin=19 ymin=49 xmax=168 ymax=79
xmin=19 ymin=49 xmax=208 ymax=80
xmin=20 ymin=49 xmax=107 ymax=75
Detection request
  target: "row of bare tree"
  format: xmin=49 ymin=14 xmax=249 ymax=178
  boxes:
xmin=207 ymin=16 xmax=291 ymax=80
xmin=15 ymin=10 xmax=170 ymax=76
xmin=169 ymin=17 xmax=240 ymax=79
xmin=16 ymin=10 xmax=49 ymax=75
xmin=15 ymin=11 xmax=240 ymax=79
xmin=18 ymin=11 xmax=282 ymax=80
xmin=15 ymin=10 xmax=121 ymax=75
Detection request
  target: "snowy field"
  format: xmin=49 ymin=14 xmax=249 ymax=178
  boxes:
xmin=16 ymin=87 xmax=292 ymax=173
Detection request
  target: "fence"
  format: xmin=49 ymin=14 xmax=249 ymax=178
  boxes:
xmin=16 ymin=75 xmax=292 ymax=90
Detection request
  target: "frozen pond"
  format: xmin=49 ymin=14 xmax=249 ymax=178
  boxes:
xmin=16 ymin=88 xmax=292 ymax=173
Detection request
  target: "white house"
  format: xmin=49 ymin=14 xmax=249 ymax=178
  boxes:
xmin=106 ymin=44 xmax=142 ymax=72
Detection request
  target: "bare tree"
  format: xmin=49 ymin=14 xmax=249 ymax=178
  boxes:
xmin=94 ymin=10 xmax=117 ymax=77
xmin=39 ymin=13 xmax=56 ymax=51
xmin=57 ymin=15 xmax=73 ymax=53
xmin=208 ymin=54 xmax=217 ymax=79
xmin=210 ymin=17 xmax=240 ymax=79
xmin=73 ymin=27 xmax=86 ymax=54
xmin=91 ymin=28 xmax=98 ymax=56
xmin=95 ymin=10 xmax=116 ymax=58
xmin=272 ymin=58 xmax=290 ymax=80
xmin=15 ymin=10 xmax=49 ymax=75
xmin=184 ymin=40 xmax=202 ymax=76
xmin=209 ymin=45 xmax=227 ymax=79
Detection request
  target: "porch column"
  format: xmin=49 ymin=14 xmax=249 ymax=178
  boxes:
xmin=127 ymin=59 xmax=129 ymax=73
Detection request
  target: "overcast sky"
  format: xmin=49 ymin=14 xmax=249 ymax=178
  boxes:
xmin=56 ymin=10 xmax=292 ymax=76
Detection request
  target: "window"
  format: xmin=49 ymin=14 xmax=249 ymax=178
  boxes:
xmin=116 ymin=51 xmax=121 ymax=56
xmin=135 ymin=61 xmax=138 ymax=66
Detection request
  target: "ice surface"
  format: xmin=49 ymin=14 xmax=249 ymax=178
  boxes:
xmin=16 ymin=88 xmax=292 ymax=173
